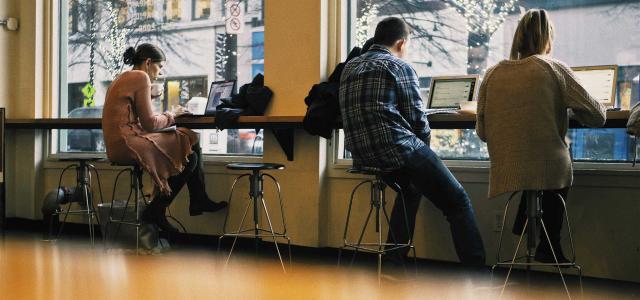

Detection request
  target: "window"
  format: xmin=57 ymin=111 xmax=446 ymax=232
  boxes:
xmin=193 ymin=0 xmax=212 ymax=20
xmin=343 ymin=0 xmax=640 ymax=163
xmin=58 ymin=0 xmax=265 ymax=156
xmin=164 ymin=0 xmax=182 ymax=23
xmin=68 ymin=0 xmax=78 ymax=34
xmin=252 ymin=31 xmax=264 ymax=60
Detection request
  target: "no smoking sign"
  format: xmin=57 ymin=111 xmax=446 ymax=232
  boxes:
xmin=225 ymin=0 xmax=244 ymax=34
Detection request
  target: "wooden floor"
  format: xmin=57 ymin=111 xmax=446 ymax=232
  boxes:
xmin=0 ymin=231 xmax=638 ymax=300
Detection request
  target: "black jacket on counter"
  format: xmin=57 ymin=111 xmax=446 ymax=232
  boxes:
xmin=215 ymin=73 xmax=273 ymax=129
xmin=303 ymin=46 xmax=363 ymax=139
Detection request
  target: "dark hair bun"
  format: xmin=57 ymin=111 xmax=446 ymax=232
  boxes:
xmin=123 ymin=47 xmax=137 ymax=66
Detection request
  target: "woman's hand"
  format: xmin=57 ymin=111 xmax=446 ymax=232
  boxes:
xmin=171 ymin=105 xmax=191 ymax=117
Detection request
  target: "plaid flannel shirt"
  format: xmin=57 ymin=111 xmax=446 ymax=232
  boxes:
xmin=339 ymin=44 xmax=430 ymax=171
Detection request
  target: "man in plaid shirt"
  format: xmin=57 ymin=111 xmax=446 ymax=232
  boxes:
xmin=339 ymin=17 xmax=486 ymax=269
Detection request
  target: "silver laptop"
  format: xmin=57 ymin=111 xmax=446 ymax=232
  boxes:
xmin=571 ymin=65 xmax=617 ymax=108
xmin=203 ymin=80 xmax=236 ymax=116
xmin=426 ymin=75 xmax=479 ymax=114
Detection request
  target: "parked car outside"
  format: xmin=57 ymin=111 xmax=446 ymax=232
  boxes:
xmin=66 ymin=106 xmax=104 ymax=152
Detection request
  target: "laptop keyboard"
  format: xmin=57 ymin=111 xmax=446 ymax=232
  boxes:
xmin=426 ymin=108 xmax=459 ymax=115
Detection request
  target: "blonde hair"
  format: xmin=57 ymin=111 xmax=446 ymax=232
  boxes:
xmin=510 ymin=9 xmax=554 ymax=60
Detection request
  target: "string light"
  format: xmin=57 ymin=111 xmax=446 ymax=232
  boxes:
xmin=446 ymin=0 xmax=518 ymax=38
xmin=444 ymin=0 xmax=518 ymax=73
xmin=356 ymin=0 xmax=379 ymax=46
xmin=101 ymin=1 xmax=130 ymax=80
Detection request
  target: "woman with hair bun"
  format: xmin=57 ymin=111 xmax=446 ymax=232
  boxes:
xmin=102 ymin=43 xmax=226 ymax=233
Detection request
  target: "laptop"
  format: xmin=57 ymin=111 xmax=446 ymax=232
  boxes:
xmin=203 ymin=80 xmax=236 ymax=116
xmin=178 ymin=80 xmax=236 ymax=117
xmin=426 ymin=75 xmax=479 ymax=114
xmin=571 ymin=65 xmax=617 ymax=109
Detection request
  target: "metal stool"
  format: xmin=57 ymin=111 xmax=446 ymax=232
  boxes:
xmin=49 ymin=156 xmax=105 ymax=245
xmin=492 ymin=190 xmax=583 ymax=299
xmin=103 ymin=163 xmax=147 ymax=253
xmin=338 ymin=168 xmax=416 ymax=283
xmin=217 ymin=163 xmax=291 ymax=272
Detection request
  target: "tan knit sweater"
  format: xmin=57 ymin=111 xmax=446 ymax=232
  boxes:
xmin=476 ymin=55 xmax=606 ymax=198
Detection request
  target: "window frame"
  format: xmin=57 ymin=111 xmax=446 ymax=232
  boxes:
xmin=51 ymin=0 xmax=266 ymax=160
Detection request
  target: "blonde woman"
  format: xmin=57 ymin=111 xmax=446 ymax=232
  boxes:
xmin=476 ymin=9 xmax=606 ymax=262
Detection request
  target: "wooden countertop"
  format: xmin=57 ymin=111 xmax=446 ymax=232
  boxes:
xmin=5 ymin=110 xmax=630 ymax=130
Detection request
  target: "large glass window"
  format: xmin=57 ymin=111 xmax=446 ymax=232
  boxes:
xmin=344 ymin=0 xmax=640 ymax=163
xmin=58 ymin=0 xmax=265 ymax=156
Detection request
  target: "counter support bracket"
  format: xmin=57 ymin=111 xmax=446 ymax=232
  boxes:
xmin=271 ymin=128 xmax=294 ymax=161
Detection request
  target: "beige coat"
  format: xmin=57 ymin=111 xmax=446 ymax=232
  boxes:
xmin=476 ymin=55 xmax=606 ymax=198
xmin=102 ymin=70 xmax=197 ymax=194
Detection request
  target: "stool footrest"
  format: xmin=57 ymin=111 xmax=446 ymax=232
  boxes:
xmin=343 ymin=243 xmax=412 ymax=254
xmin=495 ymin=262 xmax=578 ymax=267
xmin=220 ymin=233 xmax=289 ymax=239
xmin=222 ymin=228 xmax=287 ymax=235
xmin=107 ymin=219 xmax=142 ymax=227
xmin=495 ymin=259 xmax=578 ymax=267
xmin=54 ymin=210 xmax=97 ymax=215
xmin=222 ymin=228 xmax=287 ymax=236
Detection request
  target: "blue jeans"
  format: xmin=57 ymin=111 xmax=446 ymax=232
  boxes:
xmin=382 ymin=145 xmax=486 ymax=267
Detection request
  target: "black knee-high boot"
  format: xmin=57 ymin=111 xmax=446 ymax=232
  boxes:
xmin=142 ymin=152 xmax=199 ymax=232
xmin=512 ymin=188 xmax=570 ymax=263
xmin=186 ymin=143 xmax=227 ymax=216
xmin=535 ymin=188 xmax=569 ymax=263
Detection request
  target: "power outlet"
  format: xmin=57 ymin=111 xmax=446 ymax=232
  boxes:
xmin=494 ymin=210 xmax=504 ymax=232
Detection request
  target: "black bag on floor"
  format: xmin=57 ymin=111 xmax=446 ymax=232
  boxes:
xmin=97 ymin=201 xmax=170 ymax=253
xmin=41 ymin=187 xmax=90 ymax=239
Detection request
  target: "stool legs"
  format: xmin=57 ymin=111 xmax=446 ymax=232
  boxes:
xmin=51 ymin=161 xmax=103 ymax=245
xmin=218 ymin=171 xmax=290 ymax=273
xmin=104 ymin=167 xmax=144 ymax=254
xmin=339 ymin=177 xmax=416 ymax=283
xmin=492 ymin=191 xmax=582 ymax=299
xmin=263 ymin=173 xmax=292 ymax=266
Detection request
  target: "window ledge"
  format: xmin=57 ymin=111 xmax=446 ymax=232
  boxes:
xmin=44 ymin=153 xmax=263 ymax=172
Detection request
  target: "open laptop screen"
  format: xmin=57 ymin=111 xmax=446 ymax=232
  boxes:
xmin=427 ymin=76 xmax=479 ymax=109
xmin=204 ymin=80 xmax=236 ymax=116
xmin=571 ymin=65 xmax=617 ymax=108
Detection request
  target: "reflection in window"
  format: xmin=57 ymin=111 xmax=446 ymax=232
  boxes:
xmin=197 ymin=129 xmax=263 ymax=156
xmin=59 ymin=0 xmax=265 ymax=156
xmin=164 ymin=0 xmax=182 ymax=22
xmin=569 ymin=129 xmax=635 ymax=162
xmin=430 ymin=129 xmax=488 ymax=160
xmin=252 ymin=31 xmax=264 ymax=60
xmin=338 ymin=129 xmax=488 ymax=161
xmin=68 ymin=0 xmax=78 ymax=34
xmin=252 ymin=64 xmax=264 ymax=77
xmin=161 ymin=77 xmax=208 ymax=113
xmin=193 ymin=0 xmax=212 ymax=20
xmin=344 ymin=0 xmax=640 ymax=163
